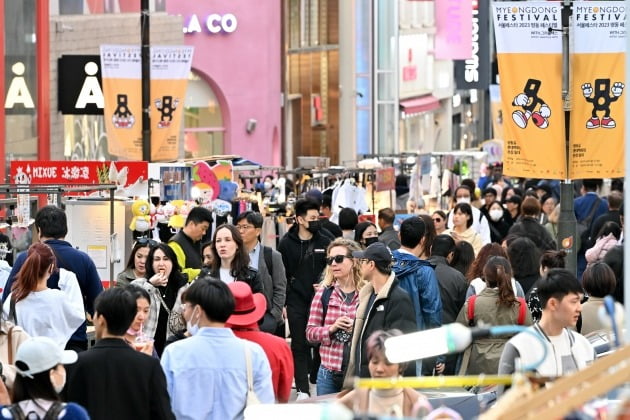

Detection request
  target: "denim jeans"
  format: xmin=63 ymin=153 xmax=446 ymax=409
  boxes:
xmin=316 ymin=365 xmax=344 ymax=396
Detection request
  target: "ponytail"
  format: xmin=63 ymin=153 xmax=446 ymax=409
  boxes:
xmin=483 ymin=256 xmax=517 ymax=308
xmin=12 ymin=243 xmax=56 ymax=302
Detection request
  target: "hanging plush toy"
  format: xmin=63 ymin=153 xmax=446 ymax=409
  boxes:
xmin=129 ymin=199 xmax=151 ymax=233
xmin=167 ymin=200 xmax=187 ymax=229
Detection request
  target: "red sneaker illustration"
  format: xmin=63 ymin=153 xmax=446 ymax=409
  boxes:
xmin=586 ymin=117 xmax=600 ymax=129
xmin=600 ymin=117 xmax=616 ymax=128
xmin=532 ymin=112 xmax=549 ymax=128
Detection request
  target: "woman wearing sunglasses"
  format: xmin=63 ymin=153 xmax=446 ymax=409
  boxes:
xmin=306 ymin=238 xmax=365 ymax=396
xmin=116 ymin=239 xmax=156 ymax=288
xmin=432 ymin=211 xmax=447 ymax=235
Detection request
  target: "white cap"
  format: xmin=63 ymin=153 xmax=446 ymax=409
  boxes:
xmin=15 ymin=337 xmax=78 ymax=378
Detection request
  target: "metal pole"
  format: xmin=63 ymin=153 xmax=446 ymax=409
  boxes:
xmin=556 ymin=0 xmax=577 ymax=275
xmin=141 ymin=0 xmax=151 ymax=162
xmin=624 ymin=0 xmax=630 ymax=342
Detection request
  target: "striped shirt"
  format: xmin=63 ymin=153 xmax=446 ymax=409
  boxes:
xmin=306 ymin=284 xmax=359 ymax=372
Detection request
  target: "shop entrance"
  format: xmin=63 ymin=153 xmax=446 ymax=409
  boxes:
xmin=183 ymin=71 xmax=225 ymax=158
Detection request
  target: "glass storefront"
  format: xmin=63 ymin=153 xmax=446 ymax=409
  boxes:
xmin=183 ymin=71 xmax=224 ymax=158
xmin=4 ymin=0 xmax=38 ymax=172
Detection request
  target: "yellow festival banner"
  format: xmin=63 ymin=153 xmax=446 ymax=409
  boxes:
xmin=571 ymin=2 xmax=626 ymax=179
xmin=100 ymin=45 xmax=194 ymax=161
xmin=492 ymin=3 xmax=566 ymax=179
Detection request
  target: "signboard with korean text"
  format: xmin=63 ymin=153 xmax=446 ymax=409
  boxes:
xmin=492 ymin=2 xmax=566 ymax=179
xmin=570 ymin=2 xmax=626 ymax=179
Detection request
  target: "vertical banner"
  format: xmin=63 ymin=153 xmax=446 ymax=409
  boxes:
xmin=571 ymin=2 xmax=626 ymax=179
xmin=150 ymin=46 xmax=194 ymax=161
xmin=454 ymin=0 xmax=491 ymax=89
xmin=492 ymin=2 xmax=566 ymax=179
xmin=100 ymin=45 xmax=194 ymax=161
xmin=435 ymin=0 xmax=473 ymax=60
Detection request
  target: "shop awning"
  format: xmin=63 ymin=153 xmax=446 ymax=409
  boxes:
xmin=399 ymin=95 xmax=440 ymax=115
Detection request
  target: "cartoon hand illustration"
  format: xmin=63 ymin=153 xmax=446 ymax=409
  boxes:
xmin=513 ymin=93 xmax=529 ymax=107
xmin=612 ymin=82 xmax=625 ymax=97
xmin=539 ymin=104 xmax=551 ymax=119
xmin=582 ymin=83 xmax=593 ymax=97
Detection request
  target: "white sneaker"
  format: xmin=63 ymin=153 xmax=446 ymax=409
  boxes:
xmin=295 ymin=391 xmax=310 ymax=401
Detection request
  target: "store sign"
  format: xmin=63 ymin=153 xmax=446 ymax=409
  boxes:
xmin=435 ymin=0 xmax=473 ymax=60
xmin=58 ymin=55 xmax=104 ymax=115
xmin=9 ymin=161 xmax=148 ymax=186
xmin=454 ymin=0 xmax=491 ymax=89
xmin=4 ymin=57 xmax=36 ymax=114
xmin=183 ymin=13 xmax=238 ymax=34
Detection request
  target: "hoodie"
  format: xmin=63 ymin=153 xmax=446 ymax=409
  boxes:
xmin=392 ymin=250 xmax=442 ymax=331
xmin=277 ymin=225 xmax=331 ymax=306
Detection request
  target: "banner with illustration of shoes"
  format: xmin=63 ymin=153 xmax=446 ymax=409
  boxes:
xmin=571 ymin=2 xmax=625 ymax=179
xmin=492 ymin=2 xmax=566 ymax=179
xmin=100 ymin=45 xmax=194 ymax=161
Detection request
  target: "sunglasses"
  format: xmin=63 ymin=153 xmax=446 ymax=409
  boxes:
xmin=326 ymin=255 xmax=351 ymax=265
xmin=432 ymin=217 xmax=442 ymax=222
xmin=135 ymin=238 xmax=159 ymax=247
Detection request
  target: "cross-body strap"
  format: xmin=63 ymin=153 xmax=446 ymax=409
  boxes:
xmin=7 ymin=326 xmax=13 ymax=365
xmin=517 ymin=297 xmax=527 ymax=325
xmin=466 ymin=294 xmax=477 ymax=327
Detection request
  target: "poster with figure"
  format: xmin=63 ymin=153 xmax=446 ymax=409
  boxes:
xmin=492 ymin=2 xmax=566 ymax=179
xmin=571 ymin=2 xmax=626 ymax=179
xmin=100 ymin=45 xmax=193 ymax=161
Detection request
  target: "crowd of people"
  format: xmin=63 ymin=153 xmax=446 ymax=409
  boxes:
xmin=0 ymin=174 xmax=622 ymax=419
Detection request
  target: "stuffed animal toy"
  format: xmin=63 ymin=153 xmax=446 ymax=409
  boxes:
xmin=167 ymin=200 xmax=186 ymax=229
xmin=129 ymin=200 xmax=151 ymax=232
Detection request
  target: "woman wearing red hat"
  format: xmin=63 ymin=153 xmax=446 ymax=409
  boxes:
xmin=306 ymin=238 xmax=365 ymax=396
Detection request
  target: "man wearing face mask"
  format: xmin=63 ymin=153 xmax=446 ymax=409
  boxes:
xmin=278 ymin=198 xmax=332 ymax=400
xmin=447 ymin=185 xmax=492 ymax=246
xmin=66 ymin=288 xmax=174 ymax=420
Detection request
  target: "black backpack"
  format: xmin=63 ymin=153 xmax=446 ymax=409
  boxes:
xmin=7 ymin=402 xmax=65 ymax=420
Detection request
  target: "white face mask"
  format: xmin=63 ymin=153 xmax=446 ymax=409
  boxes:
xmin=489 ymin=209 xmax=504 ymax=222
xmin=186 ymin=307 xmax=200 ymax=336
xmin=456 ymin=197 xmax=471 ymax=204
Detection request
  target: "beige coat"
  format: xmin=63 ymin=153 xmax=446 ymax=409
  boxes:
xmin=0 ymin=322 xmax=30 ymax=389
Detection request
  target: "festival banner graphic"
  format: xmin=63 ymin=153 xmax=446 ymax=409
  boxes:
xmin=100 ymin=45 xmax=194 ymax=161
xmin=571 ymin=2 xmax=626 ymax=179
xmin=492 ymin=2 xmax=566 ymax=179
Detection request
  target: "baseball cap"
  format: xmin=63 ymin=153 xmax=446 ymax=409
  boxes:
xmin=352 ymin=242 xmax=392 ymax=265
xmin=15 ymin=337 xmax=78 ymax=378
xmin=305 ymin=188 xmax=323 ymax=205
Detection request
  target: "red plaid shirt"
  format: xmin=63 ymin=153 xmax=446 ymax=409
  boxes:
xmin=306 ymin=284 xmax=359 ymax=372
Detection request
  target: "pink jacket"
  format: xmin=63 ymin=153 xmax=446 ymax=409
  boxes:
xmin=585 ymin=233 xmax=618 ymax=264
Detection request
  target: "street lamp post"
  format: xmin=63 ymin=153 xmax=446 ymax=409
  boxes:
xmin=141 ymin=0 xmax=151 ymax=162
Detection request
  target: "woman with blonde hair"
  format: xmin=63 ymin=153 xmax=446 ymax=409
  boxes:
xmin=306 ymin=238 xmax=364 ymax=396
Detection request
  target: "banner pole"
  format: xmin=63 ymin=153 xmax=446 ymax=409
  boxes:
xmin=624 ymin=0 xmax=630 ymax=343
xmin=141 ymin=0 xmax=151 ymax=162
xmin=557 ymin=0 xmax=577 ymax=275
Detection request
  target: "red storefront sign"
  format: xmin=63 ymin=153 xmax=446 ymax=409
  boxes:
xmin=9 ymin=161 xmax=148 ymax=186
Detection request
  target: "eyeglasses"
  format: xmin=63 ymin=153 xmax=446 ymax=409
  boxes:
xmin=236 ymin=224 xmax=255 ymax=231
xmin=135 ymin=238 xmax=159 ymax=247
xmin=326 ymin=255 xmax=351 ymax=265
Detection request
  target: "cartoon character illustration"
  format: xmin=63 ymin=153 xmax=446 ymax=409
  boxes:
xmin=512 ymin=79 xmax=551 ymax=129
xmin=155 ymin=96 xmax=179 ymax=129
xmin=582 ymin=79 xmax=624 ymax=129
xmin=112 ymin=94 xmax=135 ymax=129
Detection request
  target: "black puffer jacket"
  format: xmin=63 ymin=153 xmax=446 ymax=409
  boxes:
xmin=277 ymin=225 xmax=331 ymax=305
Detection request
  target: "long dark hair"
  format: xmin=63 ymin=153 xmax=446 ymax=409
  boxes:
xmin=418 ymin=214 xmax=436 ymax=259
xmin=483 ymin=256 xmax=517 ymax=308
xmin=124 ymin=242 xmax=151 ymax=271
xmin=145 ymin=243 xmax=186 ymax=309
xmin=467 ymin=243 xmax=507 ymax=282
xmin=12 ymin=243 xmax=56 ymax=303
xmin=210 ymin=224 xmax=251 ymax=280
xmin=12 ymin=368 xmax=60 ymax=406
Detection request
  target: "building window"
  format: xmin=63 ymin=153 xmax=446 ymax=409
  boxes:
xmin=183 ymin=71 xmax=224 ymax=158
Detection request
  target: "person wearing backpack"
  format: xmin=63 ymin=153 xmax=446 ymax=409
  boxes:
xmin=234 ymin=211 xmax=287 ymax=335
xmin=1 ymin=336 xmax=89 ymax=420
xmin=306 ymin=238 xmax=364 ymax=396
xmin=574 ymin=179 xmax=608 ymax=278
xmin=456 ymin=256 xmax=532 ymax=375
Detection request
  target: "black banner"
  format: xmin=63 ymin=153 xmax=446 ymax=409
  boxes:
xmin=454 ymin=0 xmax=490 ymax=90
xmin=58 ymin=55 xmax=104 ymax=115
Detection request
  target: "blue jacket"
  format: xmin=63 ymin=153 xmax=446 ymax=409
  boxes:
xmin=391 ymin=250 xmax=442 ymax=331
xmin=3 ymin=239 xmax=103 ymax=343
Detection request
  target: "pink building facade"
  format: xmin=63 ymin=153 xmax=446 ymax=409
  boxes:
xmin=167 ymin=0 xmax=282 ymax=166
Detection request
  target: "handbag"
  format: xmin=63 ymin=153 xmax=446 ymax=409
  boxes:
xmin=155 ymin=293 xmax=186 ymax=334
xmin=244 ymin=346 xmax=261 ymax=407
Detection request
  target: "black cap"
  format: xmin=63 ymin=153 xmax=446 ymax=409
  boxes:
xmin=506 ymin=195 xmax=522 ymax=205
xmin=352 ymin=242 xmax=392 ymax=265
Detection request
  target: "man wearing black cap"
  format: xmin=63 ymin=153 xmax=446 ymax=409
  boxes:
xmin=344 ymin=242 xmax=416 ymax=384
